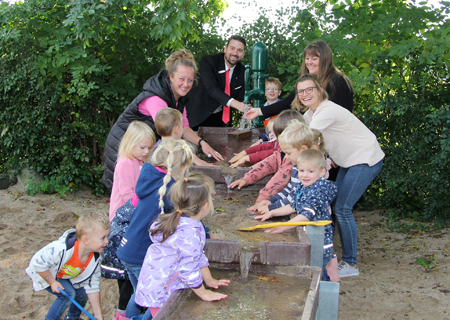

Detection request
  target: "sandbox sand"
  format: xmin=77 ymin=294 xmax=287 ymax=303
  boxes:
xmin=1 ymin=182 xmax=449 ymax=319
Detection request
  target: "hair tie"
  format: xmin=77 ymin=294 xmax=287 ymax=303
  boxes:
xmin=184 ymin=178 xmax=188 ymax=182
xmin=169 ymin=151 xmax=174 ymax=154
xmin=318 ymin=137 xmax=321 ymax=146
xmin=176 ymin=210 xmax=182 ymax=214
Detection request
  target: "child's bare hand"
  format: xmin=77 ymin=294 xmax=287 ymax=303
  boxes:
xmin=205 ymin=278 xmax=230 ymax=289
xmin=50 ymin=280 xmax=65 ymax=293
xmin=247 ymin=202 xmax=260 ymax=211
xmin=257 ymin=205 xmax=270 ymax=215
xmin=249 ymin=139 xmax=263 ymax=147
xmin=228 ymin=154 xmax=242 ymax=164
xmin=254 ymin=211 xmax=271 ymax=221
xmin=228 ymin=179 xmax=247 ymax=190
xmin=230 ymin=158 xmax=246 ymax=168
xmin=200 ymin=290 xmax=228 ymax=302
xmin=265 ymin=226 xmax=289 ymax=234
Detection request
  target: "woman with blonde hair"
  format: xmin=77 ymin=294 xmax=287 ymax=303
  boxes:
xmin=103 ymin=49 xmax=223 ymax=190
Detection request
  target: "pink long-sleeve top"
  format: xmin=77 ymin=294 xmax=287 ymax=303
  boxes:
xmin=242 ymin=149 xmax=293 ymax=202
xmin=138 ymin=96 xmax=190 ymax=127
xmin=244 ymin=140 xmax=279 ymax=164
xmin=109 ymin=157 xmax=142 ymax=221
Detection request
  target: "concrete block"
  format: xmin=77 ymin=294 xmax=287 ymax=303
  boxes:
xmin=316 ymin=281 xmax=340 ymax=320
xmin=228 ymin=129 xmax=252 ymax=141
xmin=306 ymin=225 xmax=325 ymax=268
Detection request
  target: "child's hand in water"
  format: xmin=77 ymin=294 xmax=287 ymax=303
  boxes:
xmin=247 ymin=201 xmax=260 ymax=211
xmin=228 ymin=179 xmax=247 ymax=190
xmin=248 ymin=200 xmax=270 ymax=212
xmin=193 ymin=284 xmax=228 ymax=301
xmin=257 ymin=205 xmax=270 ymax=215
xmin=229 ymin=153 xmax=243 ymax=164
xmin=229 ymin=157 xmax=248 ymax=168
xmin=254 ymin=210 xmax=272 ymax=221
xmin=265 ymin=226 xmax=291 ymax=234
xmin=205 ymin=278 xmax=230 ymax=289
xmin=199 ymin=290 xmax=228 ymax=302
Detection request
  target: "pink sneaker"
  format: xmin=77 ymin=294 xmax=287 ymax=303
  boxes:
xmin=112 ymin=310 xmax=125 ymax=320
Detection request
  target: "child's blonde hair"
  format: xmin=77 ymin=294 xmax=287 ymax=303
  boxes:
xmin=150 ymin=172 xmax=214 ymax=243
xmin=155 ymin=108 xmax=183 ymax=137
xmin=278 ymin=119 xmax=314 ymax=149
xmin=297 ymin=148 xmax=326 ymax=170
xmin=151 ymin=139 xmax=194 ymax=214
xmin=118 ymin=121 xmax=156 ymax=162
xmin=266 ymin=77 xmax=282 ymax=90
xmin=76 ymin=212 xmax=110 ymax=240
xmin=311 ymin=129 xmax=327 ymax=154
xmin=273 ymin=109 xmax=305 ymax=137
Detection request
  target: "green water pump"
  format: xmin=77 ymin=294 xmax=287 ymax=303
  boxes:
xmin=244 ymin=41 xmax=268 ymax=128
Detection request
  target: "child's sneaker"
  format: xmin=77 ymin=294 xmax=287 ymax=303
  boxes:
xmin=337 ymin=260 xmax=359 ymax=278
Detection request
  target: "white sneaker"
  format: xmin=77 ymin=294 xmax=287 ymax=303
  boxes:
xmin=338 ymin=260 xmax=359 ymax=278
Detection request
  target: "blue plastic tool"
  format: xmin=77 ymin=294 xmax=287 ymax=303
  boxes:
xmin=59 ymin=289 xmax=97 ymax=320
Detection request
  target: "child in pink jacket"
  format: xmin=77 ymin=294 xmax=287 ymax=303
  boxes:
xmin=109 ymin=121 xmax=155 ymax=221
xmin=228 ymin=110 xmax=305 ymax=210
xmin=229 ymin=118 xmax=277 ymax=168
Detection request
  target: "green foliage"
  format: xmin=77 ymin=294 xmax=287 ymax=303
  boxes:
xmin=415 ymin=255 xmax=438 ymax=271
xmin=225 ymin=0 xmax=450 ymax=221
xmin=0 ymin=0 xmax=226 ymax=195
xmin=326 ymin=0 xmax=450 ymax=221
xmin=26 ymin=176 xmax=71 ymax=196
xmin=1 ymin=0 xmax=450 ymax=222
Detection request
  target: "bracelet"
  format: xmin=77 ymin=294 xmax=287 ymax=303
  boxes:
xmin=198 ymin=138 xmax=206 ymax=148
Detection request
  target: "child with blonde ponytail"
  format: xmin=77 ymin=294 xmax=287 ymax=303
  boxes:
xmin=135 ymin=173 xmax=230 ymax=319
xmin=116 ymin=139 xmax=194 ymax=319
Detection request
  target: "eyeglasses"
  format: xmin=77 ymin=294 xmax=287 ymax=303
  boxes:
xmin=297 ymin=87 xmax=315 ymax=95
xmin=265 ymin=88 xmax=280 ymax=92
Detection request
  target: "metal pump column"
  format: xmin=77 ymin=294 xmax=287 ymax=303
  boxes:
xmin=243 ymin=41 xmax=268 ymax=128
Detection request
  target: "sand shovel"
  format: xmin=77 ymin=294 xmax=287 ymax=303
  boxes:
xmin=60 ymin=289 xmax=97 ymax=320
xmin=236 ymin=220 xmax=332 ymax=231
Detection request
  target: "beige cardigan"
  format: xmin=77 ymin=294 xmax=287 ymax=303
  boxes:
xmin=303 ymin=100 xmax=385 ymax=168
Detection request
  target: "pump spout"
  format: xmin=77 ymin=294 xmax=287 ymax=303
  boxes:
xmin=244 ymin=88 xmax=265 ymax=105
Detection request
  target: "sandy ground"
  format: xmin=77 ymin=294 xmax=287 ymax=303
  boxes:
xmin=1 ymin=182 xmax=449 ymax=320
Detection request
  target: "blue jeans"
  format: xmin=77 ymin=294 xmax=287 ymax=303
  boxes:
xmin=333 ymin=160 xmax=383 ymax=266
xmin=121 ymin=260 xmax=144 ymax=318
xmin=45 ymin=279 xmax=88 ymax=320
xmin=141 ymin=310 xmax=153 ymax=320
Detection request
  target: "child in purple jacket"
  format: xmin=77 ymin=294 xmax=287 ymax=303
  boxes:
xmin=135 ymin=173 xmax=229 ymax=319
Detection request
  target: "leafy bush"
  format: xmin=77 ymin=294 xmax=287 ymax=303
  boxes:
xmin=0 ymin=0 xmax=226 ymax=196
xmin=1 ymin=0 xmax=449 ymax=221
